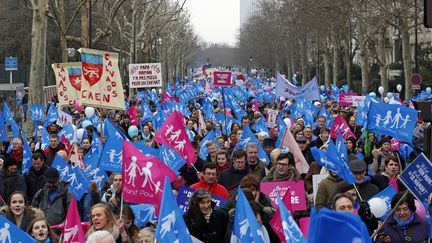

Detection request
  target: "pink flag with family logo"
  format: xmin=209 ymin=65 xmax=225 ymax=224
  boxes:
xmin=153 ymin=111 xmax=196 ymax=166
xmin=62 ymin=196 xmax=85 ymax=243
xmin=122 ymin=140 xmax=177 ymax=213
xmin=330 ymin=115 xmax=357 ymax=140
xmin=391 ymin=138 xmax=401 ymax=151
xmin=269 ymin=190 xmax=293 ymax=243
xmin=127 ymin=105 xmax=139 ymax=126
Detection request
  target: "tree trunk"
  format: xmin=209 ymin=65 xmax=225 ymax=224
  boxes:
xmin=358 ymin=26 xmax=370 ymax=91
xmin=81 ymin=0 xmax=90 ymax=47
xmin=300 ymin=36 xmax=307 ymax=85
xmin=400 ymin=17 xmax=413 ymax=99
xmin=323 ymin=50 xmax=331 ymax=89
xmin=332 ymin=34 xmax=340 ymax=86
xmin=27 ymin=0 xmax=49 ymax=133
xmin=343 ymin=32 xmax=352 ymax=91
xmin=377 ymin=29 xmax=389 ymax=93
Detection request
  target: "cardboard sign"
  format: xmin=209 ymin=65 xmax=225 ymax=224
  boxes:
xmin=266 ymin=109 xmax=278 ymax=128
xmin=312 ymin=174 xmax=328 ymax=205
xmin=399 ymin=153 xmax=432 ymax=205
xmin=213 ymin=71 xmax=232 ymax=87
xmin=176 ymin=185 xmax=226 ymax=214
xmin=339 ymin=94 xmax=365 ymax=107
xmin=51 ymin=62 xmax=81 ymax=107
xmin=260 ymin=180 xmax=307 ymax=211
xmin=129 ymin=63 xmax=162 ymax=88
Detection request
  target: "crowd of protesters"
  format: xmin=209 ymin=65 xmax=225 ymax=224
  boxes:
xmin=0 ymin=83 xmax=431 ymax=243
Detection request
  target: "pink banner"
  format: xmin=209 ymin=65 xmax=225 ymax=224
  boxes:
xmin=338 ymin=93 xmax=364 ymax=107
xmin=213 ymin=71 xmax=232 ymax=87
xmin=260 ymin=180 xmax=307 ymax=211
xmin=281 ymin=128 xmax=309 ymax=174
xmin=62 ymin=197 xmax=86 ymax=243
xmin=122 ymin=140 xmax=177 ymax=214
xmin=330 ymin=115 xmax=357 ymax=140
xmin=153 ymin=111 xmax=197 ymax=166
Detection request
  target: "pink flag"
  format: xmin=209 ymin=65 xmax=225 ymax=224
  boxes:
xmin=60 ymin=134 xmax=72 ymax=150
xmin=162 ymin=90 xmax=180 ymax=103
xmin=62 ymin=196 xmax=85 ymax=243
xmin=252 ymin=101 xmax=259 ymax=112
xmin=330 ymin=115 xmax=357 ymax=140
xmin=122 ymin=140 xmax=177 ymax=213
xmin=127 ymin=105 xmax=138 ymax=126
xmin=270 ymin=190 xmax=293 ymax=243
xmin=299 ymin=217 xmax=310 ymax=239
xmin=281 ymin=128 xmax=309 ymax=174
xmin=153 ymin=111 xmax=197 ymax=166
xmin=391 ymin=138 xmax=401 ymax=151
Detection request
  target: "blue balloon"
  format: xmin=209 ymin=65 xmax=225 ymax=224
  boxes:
xmin=82 ymin=120 xmax=92 ymax=129
xmin=386 ymin=92 xmax=393 ymax=99
xmin=320 ymin=85 xmax=325 ymax=91
xmin=128 ymin=126 xmax=139 ymax=137
xmin=426 ymin=87 xmax=432 ymax=94
xmin=369 ymin=92 xmax=377 ymax=98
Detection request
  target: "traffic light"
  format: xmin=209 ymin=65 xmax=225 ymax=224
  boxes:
xmin=425 ymin=0 xmax=432 ymax=27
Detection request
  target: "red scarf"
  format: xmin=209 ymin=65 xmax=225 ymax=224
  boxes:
xmin=216 ymin=163 xmax=230 ymax=175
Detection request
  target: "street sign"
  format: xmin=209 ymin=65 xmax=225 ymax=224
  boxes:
xmin=410 ymin=73 xmax=422 ymax=85
xmin=411 ymin=85 xmax=421 ymax=90
xmin=5 ymin=57 xmax=18 ymax=71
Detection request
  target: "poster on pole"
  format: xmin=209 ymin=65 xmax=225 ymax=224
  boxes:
xmin=399 ymin=153 xmax=432 ymax=205
xmin=213 ymin=71 xmax=232 ymax=87
xmin=266 ymin=109 xmax=278 ymax=128
xmin=51 ymin=62 xmax=82 ymax=108
xmin=129 ymin=63 xmax=162 ymax=88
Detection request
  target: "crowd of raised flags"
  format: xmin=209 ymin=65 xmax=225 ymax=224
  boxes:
xmin=0 ymin=65 xmax=431 ymax=243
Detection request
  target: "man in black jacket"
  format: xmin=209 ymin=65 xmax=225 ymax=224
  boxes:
xmin=25 ymin=151 xmax=49 ymax=201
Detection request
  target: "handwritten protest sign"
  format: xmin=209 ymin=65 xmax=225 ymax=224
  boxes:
xmin=260 ymin=180 xmax=307 ymax=211
xmin=129 ymin=63 xmax=162 ymax=88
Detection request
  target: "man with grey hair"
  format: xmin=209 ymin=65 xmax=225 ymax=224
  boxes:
xmin=86 ymin=230 xmax=115 ymax=243
xmin=246 ymin=143 xmax=266 ymax=179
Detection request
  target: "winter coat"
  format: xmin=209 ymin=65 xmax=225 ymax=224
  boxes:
xmin=25 ymin=164 xmax=49 ymax=201
xmin=184 ymin=208 xmax=229 ymax=243
xmin=179 ymin=157 xmax=206 ymax=186
xmin=31 ymin=181 xmax=72 ymax=226
xmin=371 ymin=173 xmax=406 ymax=192
xmin=0 ymin=168 xmax=27 ymax=201
xmin=315 ymin=173 xmax=342 ymax=210
xmin=43 ymin=144 xmax=67 ymax=167
xmin=334 ymin=176 xmax=380 ymax=202
xmin=261 ymin=166 xmax=301 ymax=182
xmin=216 ymin=163 xmax=230 ymax=176
xmin=375 ymin=213 xmax=430 ymax=243
xmin=190 ymin=178 xmax=230 ymax=200
xmin=370 ymin=149 xmax=404 ymax=175
xmin=218 ymin=164 xmax=251 ymax=192
xmin=0 ymin=206 xmax=44 ymax=232
xmin=248 ymin=161 xmax=267 ymax=180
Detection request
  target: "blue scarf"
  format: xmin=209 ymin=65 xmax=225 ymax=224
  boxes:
xmin=393 ymin=213 xmax=415 ymax=230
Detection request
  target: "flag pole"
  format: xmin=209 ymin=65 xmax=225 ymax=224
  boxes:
xmin=370 ymin=190 xmax=409 ymax=240
xmin=353 ymin=184 xmax=364 ymax=201
xmin=221 ymin=87 xmax=228 ymax=136
xmin=119 ymin=192 xmax=124 ymax=219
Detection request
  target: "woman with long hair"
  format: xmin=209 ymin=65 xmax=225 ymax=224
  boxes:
xmin=27 ymin=218 xmax=59 ymax=243
xmin=1 ymin=191 xmax=43 ymax=231
xmin=86 ymin=203 xmax=130 ymax=242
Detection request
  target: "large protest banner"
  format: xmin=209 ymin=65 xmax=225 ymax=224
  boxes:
xmin=399 ymin=153 xmax=432 ymax=205
xmin=339 ymin=94 xmax=365 ymax=107
xmin=275 ymin=73 xmax=320 ymax=100
xmin=260 ymin=180 xmax=307 ymax=211
xmin=78 ymin=48 xmax=125 ymax=110
xmin=129 ymin=63 xmax=162 ymax=88
xmin=51 ymin=62 xmax=81 ymax=107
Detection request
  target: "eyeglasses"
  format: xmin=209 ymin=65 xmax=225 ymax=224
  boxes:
xmin=277 ymin=162 xmax=290 ymax=167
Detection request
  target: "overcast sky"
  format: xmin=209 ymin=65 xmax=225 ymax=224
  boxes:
xmin=184 ymin=0 xmax=240 ymax=46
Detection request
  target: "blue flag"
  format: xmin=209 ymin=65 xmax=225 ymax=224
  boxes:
xmin=276 ymin=193 xmax=307 ymax=243
xmin=2 ymin=101 xmax=13 ymax=124
xmin=84 ymin=152 xmax=107 ymax=191
xmin=99 ymin=137 xmax=123 ymax=173
xmin=159 ymin=145 xmax=185 ymax=172
xmin=368 ymin=186 xmax=397 ymax=220
xmin=132 ymin=142 xmax=159 ymax=157
xmin=21 ymin=131 xmax=33 ymax=174
xmin=0 ymin=112 xmax=8 ymax=142
xmin=152 ymin=111 xmax=168 ymax=130
xmin=155 ymin=177 xmax=193 ymax=243
xmin=336 ymin=129 xmax=349 ymax=164
xmin=252 ymin=118 xmax=270 ymax=136
xmin=199 ymin=130 xmax=216 ymax=160
xmin=366 ymin=103 xmax=418 ymax=143
xmin=398 ymin=143 xmax=414 ymax=161
xmin=131 ymin=204 xmax=157 ymax=228
xmin=58 ymin=124 xmax=76 ymax=142
xmin=327 ymin=140 xmax=355 ymax=185
xmin=103 ymin=118 xmax=128 ymax=140
xmin=43 ymin=103 xmax=59 ymax=128
xmin=40 ymin=127 xmax=50 ymax=150
xmin=318 ymin=107 xmax=333 ymax=128
xmin=232 ymin=188 xmax=265 ymax=243
xmin=0 ymin=215 xmax=37 ymax=242
xmin=233 ymin=125 xmax=270 ymax=165
xmin=308 ymin=207 xmax=371 ymax=243
xmin=29 ymin=104 xmax=45 ymax=121
xmin=52 ymin=155 xmax=88 ymax=200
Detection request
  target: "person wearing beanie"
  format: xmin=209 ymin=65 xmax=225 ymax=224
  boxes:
xmin=0 ymin=156 xmax=27 ymax=202
xmin=371 ymin=136 xmax=404 ymax=175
